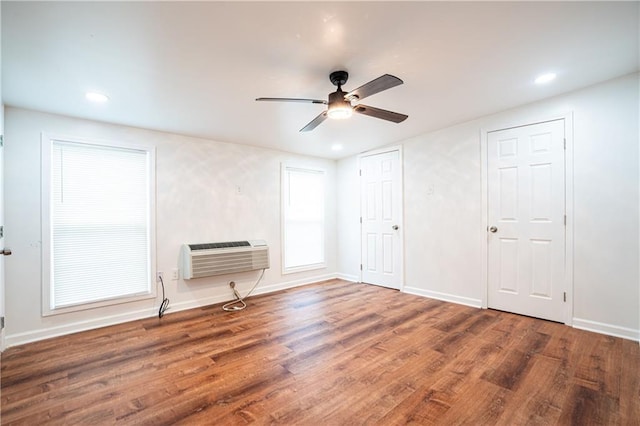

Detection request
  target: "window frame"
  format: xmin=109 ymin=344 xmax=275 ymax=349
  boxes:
xmin=41 ymin=133 xmax=157 ymax=316
xmin=281 ymin=164 xmax=327 ymax=275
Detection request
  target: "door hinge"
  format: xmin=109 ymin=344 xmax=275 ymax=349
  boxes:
xmin=360 ymin=217 xmax=362 ymax=224
xmin=360 ymin=264 xmax=363 ymax=271
xmin=563 ymin=292 xmax=566 ymax=302
xmin=0 ymin=135 xmax=3 ymax=147
xmin=359 ymin=169 xmax=362 ymax=176
xmin=0 ymin=226 xmax=3 ymax=239
xmin=564 ymin=215 xmax=567 ymax=226
xmin=0 ymin=317 xmax=4 ymax=329
xmin=563 ymin=138 xmax=566 ymax=150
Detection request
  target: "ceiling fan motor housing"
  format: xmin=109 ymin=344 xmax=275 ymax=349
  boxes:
xmin=328 ymin=71 xmax=351 ymax=112
xmin=329 ymin=89 xmax=349 ymax=106
xmin=329 ymin=70 xmax=349 ymax=87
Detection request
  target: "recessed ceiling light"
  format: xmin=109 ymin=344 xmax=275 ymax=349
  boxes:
xmin=534 ymin=73 xmax=556 ymax=84
xmin=85 ymin=92 xmax=109 ymax=103
xmin=331 ymin=144 xmax=343 ymax=151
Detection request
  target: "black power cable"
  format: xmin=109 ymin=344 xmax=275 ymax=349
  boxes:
xmin=158 ymin=275 xmax=170 ymax=318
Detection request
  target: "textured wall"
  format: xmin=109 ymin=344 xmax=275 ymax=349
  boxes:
xmin=4 ymin=108 xmax=338 ymax=345
xmin=338 ymin=73 xmax=639 ymax=339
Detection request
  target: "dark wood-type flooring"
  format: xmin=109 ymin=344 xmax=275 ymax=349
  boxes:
xmin=2 ymin=279 xmax=639 ymax=425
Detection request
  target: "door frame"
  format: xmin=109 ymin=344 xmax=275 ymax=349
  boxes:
xmin=0 ymin=104 xmax=4 ymax=351
xmin=358 ymin=145 xmax=404 ymax=290
xmin=480 ymin=113 xmax=574 ymax=325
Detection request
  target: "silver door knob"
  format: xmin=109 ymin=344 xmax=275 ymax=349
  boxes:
xmin=2 ymin=248 xmax=11 ymax=256
xmin=392 ymin=225 xmax=399 ymax=230
xmin=489 ymin=226 xmax=498 ymax=233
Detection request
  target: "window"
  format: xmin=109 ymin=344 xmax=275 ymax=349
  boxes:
xmin=282 ymin=165 xmax=325 ymax=273
xmin=42 ymin=135 xmax=155 ymax=315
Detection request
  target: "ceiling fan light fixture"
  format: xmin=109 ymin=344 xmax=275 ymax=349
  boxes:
xmin=327 ymin=103 xmax=353 ymax=120
xmin=327 ymin=91 xmax=352 ymax=119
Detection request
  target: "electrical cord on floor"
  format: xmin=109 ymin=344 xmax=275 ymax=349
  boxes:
xmin=222 ymin=268 xmax=266 ymax=312
xmin=158 ymin=275 xmax=170 ymax=318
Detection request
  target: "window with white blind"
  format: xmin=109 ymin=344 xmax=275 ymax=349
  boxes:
xmin=42 ymin=135 xmax=156 ymax=315
xmin=282 ymin=165 xmax=326 ymax=273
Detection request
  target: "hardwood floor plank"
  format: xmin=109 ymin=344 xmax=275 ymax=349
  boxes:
xmin=340 ymin=351 xmax=440 ymax=423
xmin=464 ymin=309 xmax=501 ymax=335
xmin=432 ymin=309 xmax=475 ymax=333
xmin=2 ymin=279 xmax=638 ymax=425
xmin=558 ymin=384 xmax=620 ymax=425
xmin=481 ymin=349 xmax=536 ymax=390
xmin=437 ymin=381 xmax=510 ymax=425
xmin=378 ymin=386 xmax=453 ymax=425
xmin=620 ymin=339 xmax=640 ymax=422
xmin=495 ymin=355 xmax=569 ymax=425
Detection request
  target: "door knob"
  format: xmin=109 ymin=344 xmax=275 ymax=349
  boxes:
xmin=392 ymin=225 xmax=399 ymax=230
xmin=489 ymin=226 xmax=498 ymax=233
xmin=2 ymin=248 xmax=11 ymax=256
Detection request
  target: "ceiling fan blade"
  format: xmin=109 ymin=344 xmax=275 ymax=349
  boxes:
xmin=256 ymin=97 xmax=327 ymax=105
xmin=344 ymin=74 xmax=403 ymax=101
xmin=300 ymin=111 xmax=328 ymax=132
xmin=353 ymin=104 xmax=408 ymax=123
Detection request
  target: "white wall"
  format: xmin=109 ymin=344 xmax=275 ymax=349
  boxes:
xmin=336 ymin=155 xmax=360 ymax=281
xmin=338 ymin=73 xmax=640 ymax=340
xmin=4 ymin=107 xmax=338 ymax=346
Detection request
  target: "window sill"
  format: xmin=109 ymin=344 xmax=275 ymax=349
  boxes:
xmin=42 ymin=291 xmax=156 ymax=317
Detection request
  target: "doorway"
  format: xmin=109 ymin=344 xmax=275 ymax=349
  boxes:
xmin=485 ymin=118 xmax=569 ymax=323
xmin=360 ymin=147 xmax=403 ymax=290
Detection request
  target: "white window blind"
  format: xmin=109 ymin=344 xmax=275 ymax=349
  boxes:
xmin=282 ymin=166 xmax=325 ymax=272
xmin=47 ymin=140 xmax=152 ymax=311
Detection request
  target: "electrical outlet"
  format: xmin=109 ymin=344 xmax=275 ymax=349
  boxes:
xmin=156 ymin=271 xmax=163 ymax=282
xmin=171 ymin=268 xmax=179 ymax=280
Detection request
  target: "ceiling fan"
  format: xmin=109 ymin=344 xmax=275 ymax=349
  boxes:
xmin=256 ymin=70 xmax=408 ymax=132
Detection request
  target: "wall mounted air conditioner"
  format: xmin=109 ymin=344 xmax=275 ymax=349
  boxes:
xmin=182 ymin=240 xmax=269 ymax=279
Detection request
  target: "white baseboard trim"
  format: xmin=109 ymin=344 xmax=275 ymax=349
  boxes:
xmin=4 ymin=272 xmax=343 ymax=348
xmin=335 ymin=273 xmax=359 ymax=282
xmin=400 ymin=289 xmax=638 ymax=342
xmin=403 ymin=286 xmax=482 ymax=309
xmin=572 ymin=317 xmax=639 ymax=342
xmin=253 ymin=273 xmax=340 ymax=295
xmin=5 ymin=308 xmax=159 ymax=348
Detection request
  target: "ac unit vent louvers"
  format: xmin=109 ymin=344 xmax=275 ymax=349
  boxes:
xmin=182 ymin=240 xmax=269 ymax=279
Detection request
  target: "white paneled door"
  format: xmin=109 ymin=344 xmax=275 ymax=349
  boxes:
xmin=360 ymin=149 xmax=402 ymax=290
xmin=487 ymin=119 xmax=566 ymax=322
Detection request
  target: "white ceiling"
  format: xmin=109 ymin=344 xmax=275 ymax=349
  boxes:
xmin=2 ymin=2 xmax=638 ymax=159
